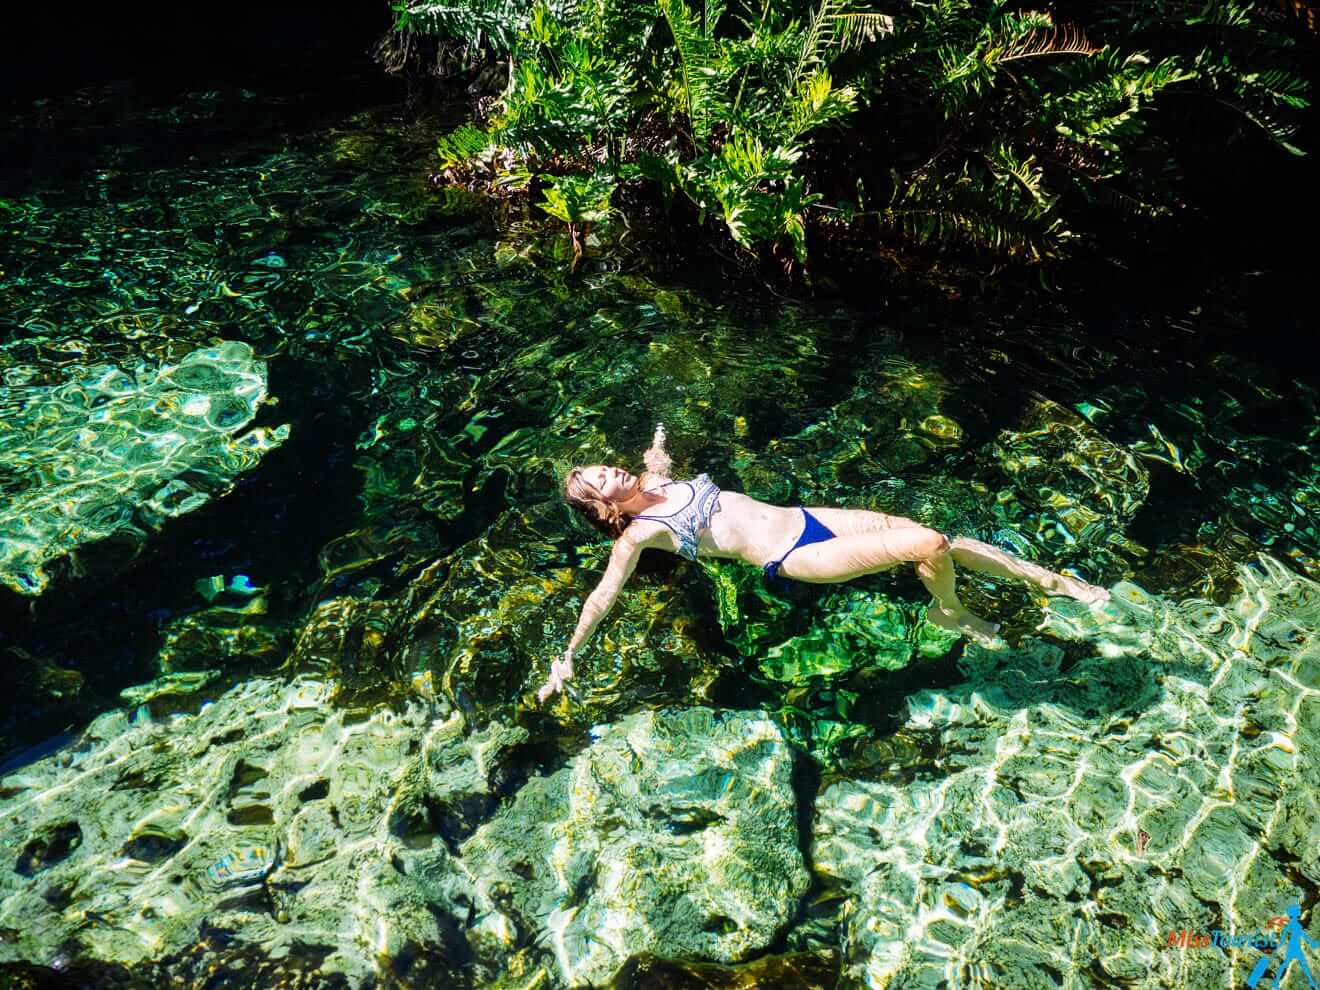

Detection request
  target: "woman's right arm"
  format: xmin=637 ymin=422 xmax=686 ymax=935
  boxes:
xmin=568 ymin=532 xmax=647 ymax=654
xmin=539 ymin=531 xmax=653 ymax=701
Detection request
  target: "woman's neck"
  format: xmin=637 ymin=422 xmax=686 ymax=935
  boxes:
xmin=640 ymin=470 xmax=675 ymax=494
xmin=620 ymin=474 xmax=670 ymax=515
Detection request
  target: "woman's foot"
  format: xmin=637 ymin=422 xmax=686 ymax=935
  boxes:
xmin=929 ymin=605 xmax=1002 ymax=646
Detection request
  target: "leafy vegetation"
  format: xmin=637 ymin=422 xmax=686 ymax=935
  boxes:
xmin=390 ymin=0 xmax=1313 ymax=269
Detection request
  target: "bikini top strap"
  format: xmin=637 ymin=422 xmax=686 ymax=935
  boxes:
xmin=633 ymin=479 xmax=695 ymax=521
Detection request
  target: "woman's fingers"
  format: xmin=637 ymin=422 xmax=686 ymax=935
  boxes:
xmin=536 ymin=655 xmax=576 ymax=703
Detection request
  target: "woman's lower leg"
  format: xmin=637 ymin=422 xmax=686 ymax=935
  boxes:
xmin=948 ymin=538 xmax=1108 ymax=603
xmin=915 ymin=546 xmax=1000 ymax=640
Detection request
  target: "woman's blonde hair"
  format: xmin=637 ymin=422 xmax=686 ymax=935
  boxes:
xmin=564 ymin=467 xmax=633 ymax=539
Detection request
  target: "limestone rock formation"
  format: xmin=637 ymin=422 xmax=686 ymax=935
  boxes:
xmin=814 ymin=557 xmax=1320 ymax=989
xmin=0 ymin=676 xmax=525 ymax=988
xmin=460 ymin=707 xmax=810 ymax=987
xmin=0 ymin=341 xmax=288 ymax=598
xmin=989 ymin=396 xmax=1149 ymax=573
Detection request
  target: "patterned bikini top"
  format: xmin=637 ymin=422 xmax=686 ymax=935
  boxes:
xmin=631 ymin=474 xmax=723 ymax=561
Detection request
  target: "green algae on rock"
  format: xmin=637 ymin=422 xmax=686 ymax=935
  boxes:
xmin=706 ymin=560 xmax=959 ymax=682
xmin=988 ymin=396 xmax=1149 ymax=579
xmin=613 ymin=949 xmax=842 ymax=989
xmin=323 ymin=503 xmax=728 ymax=718
xmin=0 ymin=341 xmax=288 ymax=598
xmin=0 ymin=676 xmax=525 ymax=988
xmin=460 ymin=708 xmax=810 ymax=987
xmin=0 ymin=677 xmax=814 ymax=989
xmin=158 ymin=595 xmax=288 ymax=673
xmin=814 ymin=555 xmax=1320 ymax=989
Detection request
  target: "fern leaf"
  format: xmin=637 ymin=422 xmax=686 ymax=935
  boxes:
xmin=436 ymin=123 xmax=492 ymax=169
xmin=1002 ymin=23 xmax=1099 ymax=62
xmin=833 ymin=11 xmax=895 ymax=51
xmin=658 ymin=0 xmax=730 ymax=143
xmin=781 ymin=70 xmax=858 ymax=142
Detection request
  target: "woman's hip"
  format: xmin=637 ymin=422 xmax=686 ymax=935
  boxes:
xmin=797 ymin=506 xmax=921 ymax=538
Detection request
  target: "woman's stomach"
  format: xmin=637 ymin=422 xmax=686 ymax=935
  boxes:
xmin=697 ymin=492 xmax=802 ymax=566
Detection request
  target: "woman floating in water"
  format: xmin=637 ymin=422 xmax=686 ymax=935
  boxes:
xmin=539 ymin=423 xmax=1109 ymax=701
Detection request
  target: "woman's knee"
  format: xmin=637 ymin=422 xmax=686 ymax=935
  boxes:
xmin=903 ymin=528 xmax=950 ymax=562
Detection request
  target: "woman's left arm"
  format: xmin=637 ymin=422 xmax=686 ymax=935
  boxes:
xmin=643 ymin=421 xmax=672 ymax=483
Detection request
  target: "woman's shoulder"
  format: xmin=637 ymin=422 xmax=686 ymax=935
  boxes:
xmin=622 ymin=515 xmax=677 ymax=549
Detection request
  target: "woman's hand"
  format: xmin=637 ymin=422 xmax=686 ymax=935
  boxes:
xmin=536 ymin=649 xmax=575 ymax=703
xmin=643 ymin=421 xmax=671 ymax=478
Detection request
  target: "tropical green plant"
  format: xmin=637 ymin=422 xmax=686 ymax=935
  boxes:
xmin=538 ymin=172 xmax=618 ymax=268
xmin=436 ymin=122 xmax=492 ymax=170
xmin=390 ymin=0 xmax=578 ymax=55
xmin=390 ymin=0 xmax=1312 ymax=269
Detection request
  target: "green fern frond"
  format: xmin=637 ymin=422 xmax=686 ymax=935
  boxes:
xmin=833 ymin=11 xmax=896 ymax=51
xmin=780 ymin=70 xmax=858 ymax=143
xmin=983 ymin=143 xmax=1050 ymax=210
xmin=538 ymin=171 xmax=617 ymax=224
xmin=1083 ymin=182 xmax=1174 ymax=220
xmin=1185 ymin=1 xmax=1257 ymax=29
xmin=1046 ymin=51 xmax=1194 ymax=151
xmin=658 ymin=0 xmax=731 ymax=143
xmin=884 ymin=164 xmax=1064 ymax=261
xmin=785 ymin=1 xmax=891 ymax=105
xmin=400 ymin=0 xmax=576 ymax=54
xmin=1247 ymin=69 xmax=1311 ymax=108
xmin=436 ymin=123 xmax=492 ymax=169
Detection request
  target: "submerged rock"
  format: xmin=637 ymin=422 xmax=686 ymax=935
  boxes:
xmin=989 ymin=396 xmax=1149 ymax=578
xmin=0 ymin=341 xmax=288 ymax=598
xmin=322 ymin=503 xmax=727 ymax=719
xmin=157 ymin=595 xmax=287 ymax=673
xmin=613 ymin=949 xmax=842 ymax=989
xmin=815 ymin=554 xmax=1320 ymax=989
xmin=705 ymin=560 xmax=958 ymax=681
xmin=0 ymin=676 xmax=526 ymax=988
xmin=460 ymin=707 xmax=810 ymax=987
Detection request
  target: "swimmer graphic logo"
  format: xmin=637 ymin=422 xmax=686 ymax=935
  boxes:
xmin=1247 ymin=904 xmax=1318 ymax=989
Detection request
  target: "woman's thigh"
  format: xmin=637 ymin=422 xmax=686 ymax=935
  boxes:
xmin=802 ymin=506 xmax=923 ymax=538
xmin=778 ymin=527 xmax=947 ymax=584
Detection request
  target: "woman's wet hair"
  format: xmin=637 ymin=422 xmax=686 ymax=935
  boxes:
xmin=564 ymin=467 xmax=630 ymax=538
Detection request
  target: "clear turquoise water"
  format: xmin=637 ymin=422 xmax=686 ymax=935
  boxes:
xmin=0 ymin=72 xmax=1317 ymax=989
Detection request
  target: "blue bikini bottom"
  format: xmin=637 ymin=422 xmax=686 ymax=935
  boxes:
xmin=763 ymin=508 xmax=837 ymax=584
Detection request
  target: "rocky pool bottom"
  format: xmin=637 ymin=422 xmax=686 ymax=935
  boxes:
xmin=2 ymin=552 xmax=1316 ymax=989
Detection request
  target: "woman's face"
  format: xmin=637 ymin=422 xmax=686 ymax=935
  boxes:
xmin=583 ymin=464 xmax=637 ymax=502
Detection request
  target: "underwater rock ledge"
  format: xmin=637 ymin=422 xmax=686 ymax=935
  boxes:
xmin=0 ymin=677 xmax=809 ymax=988
xmin=0 ymin=677 xmax=510 ymax=987
xmin=814 ymin=556 xmax=1320 ymax=990
xmin=0 ymin=341 xmax=288 ymax=599
xmin=461 ymin=707 xmax=810 ymax=988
